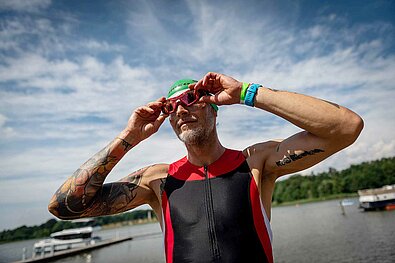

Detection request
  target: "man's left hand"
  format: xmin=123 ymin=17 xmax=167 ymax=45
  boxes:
xmin=191 ymin=72 xmax=243 ymax=105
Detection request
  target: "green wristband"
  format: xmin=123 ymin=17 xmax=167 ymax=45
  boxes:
xmin=240 ymin=82 xmax=250 ymax=102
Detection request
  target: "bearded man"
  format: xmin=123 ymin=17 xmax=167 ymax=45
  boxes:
xmin=49 ymin=72 xmax=363 ymax=263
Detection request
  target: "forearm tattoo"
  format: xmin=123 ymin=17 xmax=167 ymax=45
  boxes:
xmin=49 ymin=138 xmax=138 ymax=218
xmin=276 ymin=149 xmax=324 ymax=167
xmin=117 ymin=137 xmax=133 ymax=151
xmin=83 ymin=173 xmax=143 ymax=215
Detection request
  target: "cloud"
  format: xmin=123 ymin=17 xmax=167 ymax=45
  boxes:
xmin=0 ymin=113 xmax=14 ymax=137
xmin=0 ymin=0 xmax=51 ymax=13
xmin=1 ymin=0 xmax=395 ymax=230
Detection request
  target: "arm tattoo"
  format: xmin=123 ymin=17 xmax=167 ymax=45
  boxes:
xmin=276 ymin=149 xmax=324 ymax=167
xmin=276 ymin=144 xmax=281 ymax=152
xmin=117 ymin=137 xmax=133 ymax=151
xmin=86 ymin=174 xmax=143 ymax=215
xmin=160 ymin=178 xmax=167 ymax=195
xmin=321 ymin=99 xmax=340 ymax=109
xmin=267 ymin=87 xmax=280 ymax=92
xmin=50 ymin=140 xmax=124 ymax=217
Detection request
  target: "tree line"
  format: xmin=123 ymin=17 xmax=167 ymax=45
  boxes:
xmin=0 ymin=209 xmax=155 ymax=243
xmin=273 ymin=156 xmax=395 ymax=204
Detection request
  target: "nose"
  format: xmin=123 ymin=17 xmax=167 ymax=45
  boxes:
xmin=175 ymin=102 xmax=189 ymax=116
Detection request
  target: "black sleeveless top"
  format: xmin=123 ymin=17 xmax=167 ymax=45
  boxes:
xmin=161 ymin=149 xmax=273 ymax=263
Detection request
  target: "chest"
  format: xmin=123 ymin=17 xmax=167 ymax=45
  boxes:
xmin=162 ymin=162 xmax=254 ymax=228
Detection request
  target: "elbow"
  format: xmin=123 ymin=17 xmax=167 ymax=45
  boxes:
xmin=48 ymin=203 xmax=60 ymax=219
xmin=341 ymin=114 xmax=364 ymax=146
xmin=47 ymin=196 xmax=72 ymax=220
xmin=48 ymin=197 xmax=62 ymax=219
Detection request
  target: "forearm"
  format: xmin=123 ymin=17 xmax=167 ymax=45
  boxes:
xmin=254 ymin=87 xmax=363 ymax=142
xmin=48 ymin=130 xmax=140 ymax=218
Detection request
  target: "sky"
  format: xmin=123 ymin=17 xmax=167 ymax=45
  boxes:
xmin=0 ymin=0 xmax=394 ymax=231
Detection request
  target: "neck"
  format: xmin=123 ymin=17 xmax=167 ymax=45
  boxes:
xmin=185 ymin=134 xmax=225 ymax=167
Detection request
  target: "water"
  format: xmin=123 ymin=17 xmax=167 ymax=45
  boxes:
xmin=271 ymin=199 xmax=395 ymax=263
xmin=1 ymin=198 xmax=394 ymax=263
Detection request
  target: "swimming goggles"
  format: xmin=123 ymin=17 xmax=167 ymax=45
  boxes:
xmin=162 ymin=89 xmax=209 ymax=114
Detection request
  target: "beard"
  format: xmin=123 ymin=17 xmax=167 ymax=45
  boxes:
xmin=177 ymin=111 xmax=215 ymax=146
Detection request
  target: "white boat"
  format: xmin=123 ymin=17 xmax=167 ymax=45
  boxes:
xmin=340 ymin=199 xmax=354 ymax=206
xmin=358 ymin=184 xmax=395 ymax=211
xmin=33 ymin=219 xmax=101 ymax=257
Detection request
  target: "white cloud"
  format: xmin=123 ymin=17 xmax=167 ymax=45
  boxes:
xmin=0 ymin=0 xmax=51 ymax=13
xmin=1 ymin=0 xmax=395 ymax=230
xmin=0 ymin=113 xmax=14 ymax=137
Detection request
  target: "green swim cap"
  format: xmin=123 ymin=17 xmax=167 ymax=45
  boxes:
xmin=167 ymin=79 xmax=218 ymax=111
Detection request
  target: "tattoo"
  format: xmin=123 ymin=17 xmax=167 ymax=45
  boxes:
xmin=267 ymin=87 xmax=280 ymax=92
xmin=160 ymin=178 xmax=167 ymax=195
xmin=276 ymin=144 xmax=281 ymax=152
xmin=276 ymin=149 xmax=324 ymax=167
xmin=51 ymin=141 xmax=122 ymax=217
xmin=117 ymin=137 xmax=133 ymax=151
xmin=322 ymin=99 xmax=340 ymax=109
xmin=88 ymin=174 xmax=143 ymax=215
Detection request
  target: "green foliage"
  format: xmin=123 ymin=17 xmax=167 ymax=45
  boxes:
xmin=273 ymin=157 xmax=395 ymax=204
xmin=0 ymin=210 xmax=155 ymax=243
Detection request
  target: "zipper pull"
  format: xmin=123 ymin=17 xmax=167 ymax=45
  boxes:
xmin=204 ymin=165 xmax=208 ymax=179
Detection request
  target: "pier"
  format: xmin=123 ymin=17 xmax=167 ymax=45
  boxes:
xmin=12 ymin=233 xmax=160 ymax=263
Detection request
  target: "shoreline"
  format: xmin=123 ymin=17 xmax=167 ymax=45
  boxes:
xmin=272 ymin=193 xmax=359 ymax=207
xmin=1 ymin=196 xmax=359 ymax=244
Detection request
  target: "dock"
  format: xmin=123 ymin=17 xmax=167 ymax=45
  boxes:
xmin=13 ymin=235 xmax=137 ymax=263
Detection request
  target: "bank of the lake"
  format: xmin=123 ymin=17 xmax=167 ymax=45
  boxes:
xmin=273 ymin=193 xmax=359 ymax=207
xmin=2 ymin=197 xmax=394 ymax=263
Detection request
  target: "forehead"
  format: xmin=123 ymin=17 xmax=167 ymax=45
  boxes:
xmin=168 ymin=88 xmax=189 ymax=99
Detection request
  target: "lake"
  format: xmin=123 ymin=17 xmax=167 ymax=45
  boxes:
xmin=1 ymin=198 xmax=394 ymax=263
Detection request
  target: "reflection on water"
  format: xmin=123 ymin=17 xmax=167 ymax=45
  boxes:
xmin=1 ymin=198 xmax=394 ymax=263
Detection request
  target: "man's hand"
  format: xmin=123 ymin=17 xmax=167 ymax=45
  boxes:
xmin=122 ymin=97 xmax=168 ymax=144
xmin=192 ymin=72 xmax=243 ymax=105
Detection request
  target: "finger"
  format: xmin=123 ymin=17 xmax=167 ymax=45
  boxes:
xmin=136 ymin=106 xmax=155 ymax=114
xmin=193 ymin=79 xmax=204 ymax=91
xmin=156 ymin=96 xmax=167 ymax=102
xmin=188 ymin=83 xmax=196 ymax=90
xmin=154 ymin=114 xmax=167 ymax=129
xmin=147 ymin=99 xmax=166 ymax=110
xmin=202 ymin=72 xmax=219 ymax=86
xmin=147 ymin=102 xmax=162 ymax=109
xmin=200 ymin=94 xmax=221 ymax=105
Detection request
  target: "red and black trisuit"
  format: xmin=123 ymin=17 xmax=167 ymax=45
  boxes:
xmin=161 ymin=149 xmax=273 ymax=263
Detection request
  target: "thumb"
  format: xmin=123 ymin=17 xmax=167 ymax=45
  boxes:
xmin=153 ymin=114 xmax=167 ymax=130
xmin=200 ymin=94 xmax=221 ymax=105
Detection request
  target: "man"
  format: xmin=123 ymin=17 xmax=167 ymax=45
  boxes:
xmin=48 ymin=72 xmax=363 ymax=263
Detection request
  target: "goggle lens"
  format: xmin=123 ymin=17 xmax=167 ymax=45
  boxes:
xmin=162 ymin=90 xmax=207 ymax=114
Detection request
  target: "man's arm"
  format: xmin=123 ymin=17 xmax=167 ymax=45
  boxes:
xmin=48 ymin=98 xmax=168 ymax=219
xmin=194 ymin=72 xmax=364 ymax=178
xmin=247 ymin=87 xmax=363 ymax=177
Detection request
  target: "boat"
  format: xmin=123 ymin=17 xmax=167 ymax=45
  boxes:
xmin=340 ymin=199 xmax=354 ymax=206
xmin=358 ymin=184 xmax=395 ymax=211
xmin=33 ymin=218 xmax=101 ymax=258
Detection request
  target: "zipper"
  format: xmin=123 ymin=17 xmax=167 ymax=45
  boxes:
xmin=204 ymin=165 xmax=221 ymax=261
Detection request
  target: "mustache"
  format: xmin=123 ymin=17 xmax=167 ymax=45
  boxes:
xmin=177 ymin=116 xmax=198 ymax=127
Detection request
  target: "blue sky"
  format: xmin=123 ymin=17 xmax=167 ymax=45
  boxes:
xmin=0 ymin=0 xmax=394 ymax=230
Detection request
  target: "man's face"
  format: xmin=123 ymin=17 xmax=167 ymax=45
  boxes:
xmin=169 ymin=101 xmax=216 ymax=145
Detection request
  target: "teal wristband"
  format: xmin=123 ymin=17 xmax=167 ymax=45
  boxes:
xmin=240 ymin=82 xmax=250 ymax=103
xmin=244 ymin=84 xmax=261 ymax=107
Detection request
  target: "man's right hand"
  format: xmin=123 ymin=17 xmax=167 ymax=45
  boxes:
xmin=122 ymin=97 xmax=168 ymax=144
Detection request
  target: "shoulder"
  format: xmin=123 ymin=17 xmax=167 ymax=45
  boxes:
xmin=242 ymin=140 xmax=282 ymax=178
xmin=123 ymin=163 xmax=169 ymax=187
xmin=242 ymin=140 xmax=282 ymax=160
xmin=144 ymin=163 xmax=169 ymax=181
